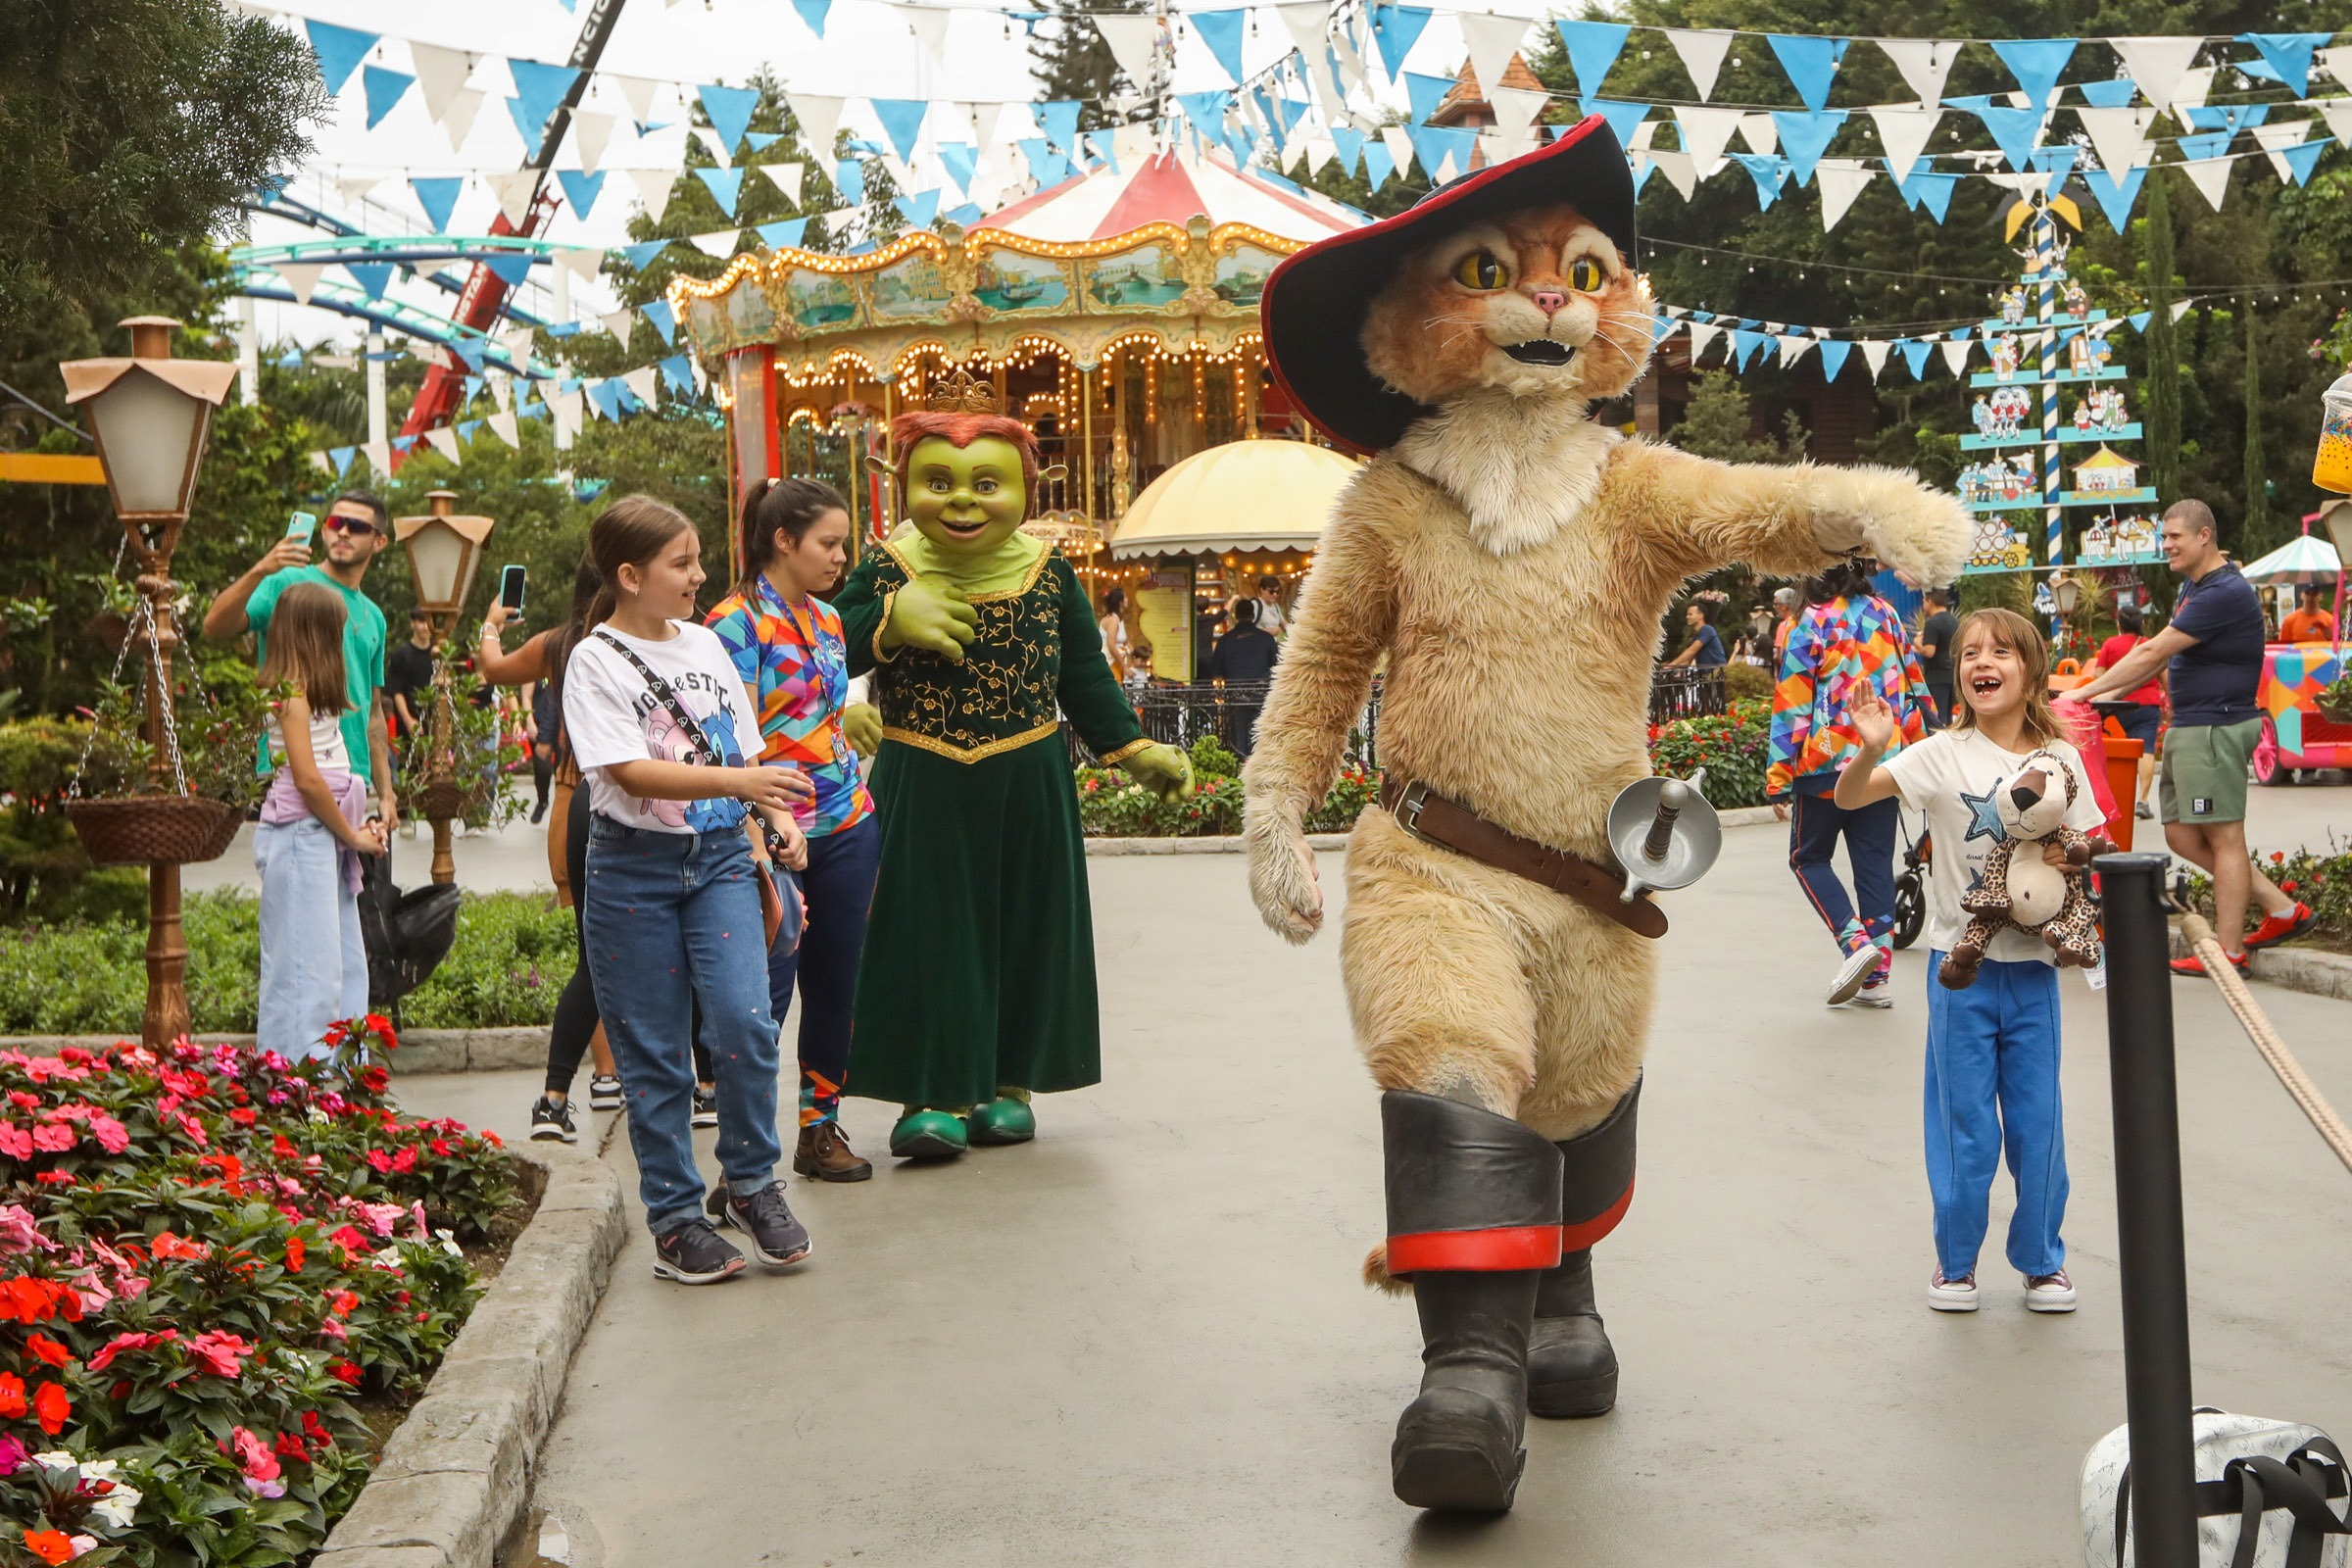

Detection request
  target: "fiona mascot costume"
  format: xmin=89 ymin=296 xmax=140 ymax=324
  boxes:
xmin=835 ymin=370 xmax=1193 ymax=1160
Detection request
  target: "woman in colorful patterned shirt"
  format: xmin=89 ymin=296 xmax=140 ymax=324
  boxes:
xmin=1765 ymin=560 xmax=1933 ymax=1010
xmin=706 ymin=478 xmax=883 ymax=1182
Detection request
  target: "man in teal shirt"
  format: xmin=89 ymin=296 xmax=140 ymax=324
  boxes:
xmin=203 ymin=489 xmax=399 ymax=828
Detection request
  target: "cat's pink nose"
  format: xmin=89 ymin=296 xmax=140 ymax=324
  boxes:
xmin=1529 ymin=289 xmax=1567 ymax=316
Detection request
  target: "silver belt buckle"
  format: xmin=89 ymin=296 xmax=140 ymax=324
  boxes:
xmin=1395 ymin=779 xmax=1432 ymax=842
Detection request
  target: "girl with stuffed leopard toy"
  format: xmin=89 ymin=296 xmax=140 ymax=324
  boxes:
xmin=1834 ymin=607 xmax=2109 ymax=1317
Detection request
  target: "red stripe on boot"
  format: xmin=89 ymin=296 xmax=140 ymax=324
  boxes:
xmin=1386 ymin=1224 xmax=1565 ymax=1274
xmin=1559 ymin=1176 xmax=1635 ymax=1252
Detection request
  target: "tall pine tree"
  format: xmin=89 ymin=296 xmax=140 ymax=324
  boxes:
xmin=1029 ymin=1 xmax=1144 ymax=132
xmin=2140 ymin=173 xmax=2181 ymax=510
xmin=2242 ymin=308 xmax=2268 ymax=549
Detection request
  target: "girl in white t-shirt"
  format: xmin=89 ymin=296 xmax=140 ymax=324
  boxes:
xmin=254 ymin=582 xmax=386 ymax=1063
xmin=562 ymin=496 xmax=815 ymax=1287
xmin=1834 ymin=607 xmax=2106 ymax=1317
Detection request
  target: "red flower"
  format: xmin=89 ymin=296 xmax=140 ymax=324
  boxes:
xmin=24 ymin=1334 xmax=70 ymax=1368
xmin=270 ymin=1134 xmax=299 ymax=1159
xmin=328 ymin=1225 xmax=369 ymax=1253
xmin=88 ymin=1330 xmax=175 ymax=1371
xmin=284 ymin=1236 xmax=305 ymax=1272
xmin=273 ymin=1429 xmax=309 ymax=1461
xmin=183 ymin=1330 xmax=256 ymax=1379
xmin=328 ymin=1358 xmax=363 ymax=1388
xmin=302 ymin=1408 xmax=331 ymax=1447
xmin=358 ymin=1066 xmax=390 ymax=1095
xmin=229 ymin=1106 xmax=257 ymax=1127
xmin=150 ymin=1231 xmax=208 ymax=1262
xmin=0 ymin=1372 xmax=24 ymax=1417
xmin=22 ymin=1530 xmax=72 ymax=1566
xmin=32 ymin=1379 xmax=69 ymax=1434
xmin=2281 ymin=880 xmax=2298 ymax=894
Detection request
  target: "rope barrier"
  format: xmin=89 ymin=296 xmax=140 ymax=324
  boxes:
xmin=2180 ymin=911 xmax=2352 ymax=1175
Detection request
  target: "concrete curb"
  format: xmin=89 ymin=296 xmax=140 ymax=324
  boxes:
xmin=0 ymin=1027 xmax=546 ymax=1075
xmin=2167 ymin=926 xmax=2352 ymax=1004
xmin=312 ymin=1145 xmax=627 ymax=1568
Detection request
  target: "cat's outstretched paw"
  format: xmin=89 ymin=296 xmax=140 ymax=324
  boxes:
xmin=1805 ymin=466 xmax=1972 ymax=588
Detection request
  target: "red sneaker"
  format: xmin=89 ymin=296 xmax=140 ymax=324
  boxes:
xmin=2170 ymin=950 xmax=2249 ymax=978
xmin=2243 ymin=902 xmax=2317 ymax=952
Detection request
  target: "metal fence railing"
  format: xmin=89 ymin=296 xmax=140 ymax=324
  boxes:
xmin=1648 ymin=665 xmax=1728 ymax=725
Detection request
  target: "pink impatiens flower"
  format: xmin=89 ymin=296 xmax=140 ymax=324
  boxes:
xmin=0 ymin=1204 xmax=50 ymax=1256
xmin=0 ymin=1124 xmax=32 ymax=1160
xmin=228 ymin=1426 xmax=283 ymax=1497
xmin=28 ymin=1124 xmax=73 ymax=1154
xmin=182 ymin=1331 xmax=255 ymax=1379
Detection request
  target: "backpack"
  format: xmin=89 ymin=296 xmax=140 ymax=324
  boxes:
xmin=2082 ymin=1409 xmax=2349 ymax=1567
xmin=357 ymin=850 xmax=464 ymax=1012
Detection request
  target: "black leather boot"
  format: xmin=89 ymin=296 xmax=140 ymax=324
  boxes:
xmin=1527 ymin=1078 xmax=1639 ymax=1420
xmin=1380 ymin=1091 xmax=1563 ymax=1513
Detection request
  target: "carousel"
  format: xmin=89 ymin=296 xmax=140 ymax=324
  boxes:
xmin=666 ymin=143 xmax=1369 ymax=675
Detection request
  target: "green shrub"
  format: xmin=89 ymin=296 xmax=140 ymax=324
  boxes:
xmin=1722 ymin=662 xmax=1773 ymax=703
xmin=1648 ymin=699 xmax=1772 ymax=809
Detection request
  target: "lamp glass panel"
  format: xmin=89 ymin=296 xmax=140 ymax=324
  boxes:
xmin=409 ymin=523 xmax=466 ymax=607
xmin=2325 ymin=508 xmax=2352 ymax=570
xmin=90 ymin=372 xmax=205 ymax=514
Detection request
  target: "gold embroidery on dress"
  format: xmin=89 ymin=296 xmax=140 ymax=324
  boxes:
xmin=880 ymin=721 xmax=1062 ymax=763
xmin=868 ymin=549 xmax=1071 ymax=764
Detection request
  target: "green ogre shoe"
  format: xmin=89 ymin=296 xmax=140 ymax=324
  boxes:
xmin=965 ymin=1097 xmax=1036 ymax=1147
xmin=889 ymin=1108 xmax=968 ymax=1160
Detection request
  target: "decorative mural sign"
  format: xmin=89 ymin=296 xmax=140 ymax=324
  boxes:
xmin=969 ymin=248 xmax=1071 ymax=315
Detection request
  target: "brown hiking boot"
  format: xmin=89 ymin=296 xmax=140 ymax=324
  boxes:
xmin=793 ymin=1120 xmax=873 ymax=1183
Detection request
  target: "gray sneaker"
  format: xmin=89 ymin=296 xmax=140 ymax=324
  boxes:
xmin=707 ymin=1182 xmax=811 ymax=1269
xmin=652 ymin=1219 xmax=745 ymax=1286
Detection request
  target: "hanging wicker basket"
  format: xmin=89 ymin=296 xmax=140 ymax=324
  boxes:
xmin=416 ymin=782 xmax=469 ymax=822
xmin=65 ymin=796 xmax=243 ymax=867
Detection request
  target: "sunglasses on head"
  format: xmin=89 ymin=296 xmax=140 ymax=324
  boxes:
xmin=323 ymin=514 xmax=381 ymax=537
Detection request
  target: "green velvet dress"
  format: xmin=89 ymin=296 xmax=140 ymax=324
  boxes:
xmin=835 ymin=539 xmax=1150 ymax=1108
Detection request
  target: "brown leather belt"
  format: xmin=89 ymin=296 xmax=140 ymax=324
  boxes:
xmin=1379 ymin=777 xmax=1668 ymax=939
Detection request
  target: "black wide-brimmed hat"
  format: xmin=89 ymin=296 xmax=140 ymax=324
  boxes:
xmin=1260 ymin=115 xmax=1635 ymax=457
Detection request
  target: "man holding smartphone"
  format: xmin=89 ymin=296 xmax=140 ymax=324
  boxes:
xmin=203 ymin=489 xmax=400 ymax=829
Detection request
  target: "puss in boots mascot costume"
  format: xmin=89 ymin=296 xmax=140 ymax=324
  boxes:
xmin=1245 ymin=118 xmax=1968 ymax=1512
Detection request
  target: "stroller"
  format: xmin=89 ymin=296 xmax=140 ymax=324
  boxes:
xmin=357 ymin=845 xmax=463 ymax=1024
xmin=1892 ymin=812 xmax=1932 ymax=951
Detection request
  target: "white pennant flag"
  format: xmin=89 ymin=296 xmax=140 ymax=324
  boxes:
xmin=902 ymin=4 xmax=951 ymax=63
xmin=488 ymin=372 xmax=514 ymax=413
xmin=1274 ymin=2 xmax=1326 ymax=63
xmin=410 ymin=43 xmax=474 ymax=122
xmin=2170 ymin=299 xmax=2193 ymax=322
xmin=611 ymin=74 xmax=660 ymax=124
xmin=2170 ymin=66 xmax=2218 ymax=118
xmin=1094 ymin=13 xmax=1159 ymax=88
xmin=1459 ymin=13 xmax=1530 ymax=100
xmin=2076 ymin=105 xmax=2152 ymax=176
xmin=1302 ymin=133 xmax=1337 ymax=175
xmin=1869 ymin=107 xmax=1941 ymax=183
xmin=424 ymin=427 xmax=463 ymax=464
xmin=624 ymin=368 xmax=660 ymax=409
xmin=1875 ymin=37 xmax=1958 ymax=108
xmin=1736 ymin=114 xmax=1778 ymax=156
xmin=2252 ymin=120 xmax=2312 ymax=181
xmin=313 ymin=354 xmax=357 ymax=371
xmin=2324 ymin=45 xmax=2352 ymax=89
xmin=1114 ymin=122 xmax=1157 ymax=168
xmin=1816 ymin=160 xmax=1874 ymax=230
xmin=442 ymin=88 xmax=484 ymax=151
xmin=1860 ymin=339 xmax=1891 ymax=379
xmin=489 ymin=170 xmax=540 ymax=226
xmin=485 ymin=409 xmax=518 ymax=449
xmin=548 ymin=391 xmax=583 ymax=446
xmin=499 ymin=327 xmax=535 ymax=365
xmin=2181 ymin=156 xmax=2232 ymax=212
xmin=1491 ymin=84 xmax=1549 ymax=147
xmin=1663 ymin=27 xmax=1735 ymax=101
xmin=760 ymin=161 xmax=806 ymax=207
xmin=362 ymin=441 xmax=392 ymax=479
xmin=790 ymin=92 xmax=846 ymax=158
xmin=1778 ymin=334 xmax=1814 ymax=368
xmin=602 ymin=311 xmax=635 ymax=350
xmin=276 ymin=263 xmax=325 ymax=307
xmin=570 ymin=111 xmax=614 ymax=173
xmin=1382 ymin=124 xmax=1416 ymax=174
xmin=2108 ymin=36 xmax=2205 ymax=117
xmin=556 ymin=247 xmax=603 ymax=283
xmin=1331 ymin=26 xmax=1369 ymax=95
xmin=310 ymin=450 xmax=334 ymax=476
xmin=1938 ymin=339 xmax=1973 ymax=377
xmin=1686 ymin=320 xmax=1721 ymax=363
xmin=336 ymin=173 xmax=383 ymax=208
xmin=688 ymin=228 xmax=741 ymax=258
xmin=1674 ymin=106 xmax=1744 ymax=177
xmin=2316 ymin=99 xmax=2352 ymax=148
xmin=630 ymin=168 xmax=677 ymax=223
xmin=693 ymin=126 xmax=733 ymax=169
xmin=1644 ymin=147 xmax=1698 ymax=199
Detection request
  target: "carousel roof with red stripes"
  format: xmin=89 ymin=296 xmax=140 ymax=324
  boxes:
xmin=976 ymin=145 xmax=1369 ymax=244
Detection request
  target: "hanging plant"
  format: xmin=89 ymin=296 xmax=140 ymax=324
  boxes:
xmin=393 ymin=660 xmax=525 ymax=832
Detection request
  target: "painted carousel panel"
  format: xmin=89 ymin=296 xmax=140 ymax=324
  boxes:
xmin=970 ymin=248 xmax=1072 ymax=316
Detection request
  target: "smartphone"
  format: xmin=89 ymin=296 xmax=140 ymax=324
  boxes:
xmin=285 ymin=511 xmax=318 ymax=546
xmin=499 ymin=564 xmax=527 ymax=613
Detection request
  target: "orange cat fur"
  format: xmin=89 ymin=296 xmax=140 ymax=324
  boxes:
xmin=1244 ymin=202 xmax=1969 ymax=1244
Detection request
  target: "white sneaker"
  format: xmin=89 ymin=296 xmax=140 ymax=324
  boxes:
xmin=2024 ymin=1269 xmax=2078 ymax=1312
xmin=1928 ymin=1269 xmax=1980 ymax=1311
xmin=1827 ymin=945 xmax=1882 ymax=1005
xmin=1852 ymin=967 xmax=1893 ymax=1008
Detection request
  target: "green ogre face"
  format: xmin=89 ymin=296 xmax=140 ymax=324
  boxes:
xmin=906 ymin=435 xmax=1029 ymax=555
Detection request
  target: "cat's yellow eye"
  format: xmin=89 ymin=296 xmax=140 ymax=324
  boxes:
xmin=1452 ymin=250 xmax=1510 ymax=290
xmin=1568 ymin=257 xmax=1607 ymax=292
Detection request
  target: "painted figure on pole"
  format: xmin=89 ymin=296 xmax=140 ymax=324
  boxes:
xmin=1245 ymin=120 xmax=1970 ymax=1513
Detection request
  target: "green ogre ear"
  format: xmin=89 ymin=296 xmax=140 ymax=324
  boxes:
xmin=864 ymin=455 xmax=892 ymax=476
xmin=1039 ymin=464 xmax=1069 ymax=483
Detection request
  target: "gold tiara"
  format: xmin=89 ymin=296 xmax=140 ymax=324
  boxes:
xmin=924 ymin=368 xmax=1001 ymax=415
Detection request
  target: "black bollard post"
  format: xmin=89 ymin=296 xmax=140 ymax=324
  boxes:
xmin=2094 ymin=853 xmax=2198 ymax=1568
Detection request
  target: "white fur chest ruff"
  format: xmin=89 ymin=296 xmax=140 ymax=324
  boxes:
xmin=1393 ymin=390 xmax=1618 ymax=556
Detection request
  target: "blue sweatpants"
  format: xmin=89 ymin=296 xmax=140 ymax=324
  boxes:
xmin=1923 ymin=954 xmax=2068 ymax=1279
xmin=1788 ymin=783 xmax=1897 ymax=958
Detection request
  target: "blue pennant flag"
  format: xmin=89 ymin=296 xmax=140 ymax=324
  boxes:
xmin=2128 ymin=310 xmax=2152 ymax=331
xmin=2175 ymin=129 xmax=2233 ymax=163
xmin=2180 ymin=104 xmax=2270 ymax=135
xmin=896 ymin=189 xmax=941 ymax=227
xmin=481 ymin=254 xmax=534 ymax=288
xmin=509 ymin=61 xmax=582 ymax=139
xmin=617 ymin=239 xmax=671 ymax=270
xmin=872 ymin=99 xmax=929 ymax=162
xmin=943 ymin=202 xmax=985 ymax=227
xmin=303 ymin=21 xmax=378 ymax=95
xmin=1330 ymin=124 xmax=1366 ymax=175
xmin=1731 ymin=152 xmax=1789 ymax=210
xmin=1770 ymin=109 xmax=1845 ymax=185
xmin=2029 ymin=145 xmax=2079 ymax=185
xmin=938 ymin=142 xmax=979 ymax=193
xmin=659 ymin=354 xmax=696 ymax=394
xmin=1403 ymin=71 xmax=1455 ymax=124
xmin=1629 ymin=156 xmax=1654 ymax=195
xmin=1765 ymin=34 xmax=1848 ymax=114
xmin=1369 ymin=6 xmax=1433 ymax=80
xmin=641 ymin=298 xmax=678 ymax=346
xmin=1038 ymin=100 xmax=1082 ymax=151
xmin=392 ymin=437 xmax=416 ymax=457
xmin=792 ymin=0 xmax=829 ymax=36
xmin=546 ymin=323 xmax=581 ymax=340
xmin=1193 ymin=9 xmax=1248 ymax=84
xmin=1899 ymin=339 xmax=1933 ymax=379
xmin=834 ymin=159 xmax=864 ymax=206
xmin=746 ymin=132 xmax=782 ymax=152
xmin=345 ymin=262 xmax=395 ymax=300
xmin=1362 ymin=140 xmax=1396 ymax=187
xmin=1897 ymin=168 xmax=1960 ymax=220
xmin=585 ymin=380 xmax=624 ymax=421
xmin=2237 ymin=31 xmax=2333 ymax=97
xmin=557 ymin=170 xmax=606 ymax=218
xmin=2278 ymin=137 xmax=2329 ymax=186
xmin=1176 ymin=90 xmax=1230 ymax=138
xmin=1973 ymin=104 xmax=2046 ymax=170
xmin=459 ymin=419 xmax=482 ymax=441
xmin=1989 ymin=39 xmax=2076 ymax=110
xmin=451 ymin=341 xmax=486 ymax=373
xmin=1730 ymin=328 xmax=1768 ymax=369
xmin=1405 ymin=124 xmax=1475 ymax=179
xmin=697 ymin=83 xmax=760 ymax=154
xmin=2077 ymin=78 xmax=2138 ymax=108
xmin=362 ymin=66 xmax=414 ymax=129
xmin=1816 ymin=340 xmax=1852 ymax=381
xmin=695 ymin=166 xmax=745 ymax=216
xmin=329 ymin=447 xmax=356 ymax=477
xmin=410 ymin=176 xmax=464 ymax=233
xmin=1083 ymin=130 xmax=1119 ymax=172
xmin=1583 ymin=99 xmax=1651 ymax=155
xmin=1017 ymin=138 xmax=1072 ymax=185
xmin=1553 ymin=19 xmax=1631 ymax=94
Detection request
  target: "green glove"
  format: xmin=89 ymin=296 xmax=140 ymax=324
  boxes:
xmin=1122 ymin=743 xmax=1193 ymax=803
xmin=882 ymin=575 xmax=978 ymax=662
xmin=842 ymin=702 xmax=883 ymax=759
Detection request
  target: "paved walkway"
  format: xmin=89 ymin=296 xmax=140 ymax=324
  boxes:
xmin=398 ymin=805 xmax=2352 ymax=1568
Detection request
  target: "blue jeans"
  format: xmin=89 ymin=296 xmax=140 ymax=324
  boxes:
xmin=582 ymin=816 xmax=783 ymax=1235
xmin=254 ymin=817 xmax=367 ymax=1063
xmin=766 ymin=814 xmax=879 ymax=1127
xmin=1923 ymin=955 xmax=2068 ymax=1279
xmin=1788 ymin=782 xmax=1897 ymax=958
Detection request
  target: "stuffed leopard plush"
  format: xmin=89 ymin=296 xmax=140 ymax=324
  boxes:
xmin=1940 ymin=749 xmax=2115 ymax=989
